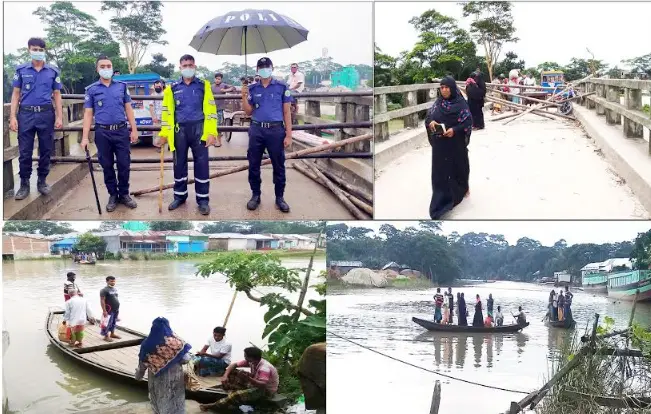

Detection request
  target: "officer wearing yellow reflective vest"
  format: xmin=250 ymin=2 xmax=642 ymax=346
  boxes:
xmin=159 ymin=54 xmax=217 ymax=216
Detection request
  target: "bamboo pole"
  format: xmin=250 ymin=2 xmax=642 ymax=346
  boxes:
xmin=158 ymin=148 xmax=164 ymax=214
xmin=313 ymin=163 xmax=373 ymax=204
xmin=130 ymin=133 xmax=372 ymax=196
xmin=430 ymin=380 xmax=441 ymax=414
xmin=304 ymin=161 xmax=367 ymax=220
xmin=293 ymin=223 xmax=325 ymax=323
xmin=459 ymin=86 xmax=560 ymax=121
xmin=223 ymin=291 xmax=238 ymax=328
xmin=292 ymin=162 xmax=373 ymax=216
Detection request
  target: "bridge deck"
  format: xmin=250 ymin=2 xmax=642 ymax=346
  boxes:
xmin=12 ymin=131 xmax=355 ymax=220
xmin=375 ymin=112 xmax=649 ymax=220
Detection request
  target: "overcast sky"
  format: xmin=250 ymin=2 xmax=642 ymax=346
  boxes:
xmin=3 ymin=1 xmax=372 ymax=68
xmin=329 ymin=221 xmax=651 ymax=246
xmin=375 ymin=2 xmax=651 ymax=68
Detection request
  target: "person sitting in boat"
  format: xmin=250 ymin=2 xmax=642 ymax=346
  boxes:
xmin=557 ymin=291 xmax=565 ymax=321
xmin=193 ymin=326 xmax=232 ymax=377
xmin=487 ymin=293 xmax=494 ymax=318
xmin=63 ymin=288 xmax=94 ymax=348
xmin=495 ymin=306 xmax=504 ymax=326
xmin=564 ymin=286 xmax=574 ymax=322
xmin=64 ymin=271 xmax=83 ymax=301
xmin=472 ymin=294 xmax=484 ymax=327
xmin=457 ymin=292 xmax=468 ymax=326
xmin=484 ymin=314 xmax=493 ymax=328
xmin=433 ymin=288 xmax=444 ymax=323
xmin=514 ymin=306 xmax=527 ymax=327
xmin=136 ymin=317 xmax=192 ymax=414
xmin=199 ymin=347 xmax=279 ymax=412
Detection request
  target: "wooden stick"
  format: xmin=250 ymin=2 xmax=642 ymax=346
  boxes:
xmin=223 ymin=291 xmax=238 ymax=328
xmin=430 ymin=380 xmax=441 ymax=414
xmin=292 ymin=162 xmax=373 ymax=216
xmin=158 ymin=147 xmax=164 ymax=213
xmin=130 ymin=133 xmax=373 ymax=196
xmin=74 ymin=338 xmax=144 ymax=354
xmin=459 ymin=87 xmax=559 ymax=121
xmin=313 ymin=163 xmax=373 ymax=204
xmin=304 ymin=161 xmax=367 ymax=220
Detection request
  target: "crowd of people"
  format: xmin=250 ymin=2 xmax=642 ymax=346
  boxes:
xmin=432 ymin=287 xmax=527 ymax=328
xmin=489 ymin=69 xmax=538 ymax=114
xmin=60 ymin=272 xmax=281 ymax=413
xmin=545 ymin=286 xmax=574 ymax=323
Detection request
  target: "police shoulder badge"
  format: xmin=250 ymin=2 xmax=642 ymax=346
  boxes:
xmin=55 ymin=76 xmax=61 ymax=84
xmin=26 ymin=84 xmax=31 ymax=90
xmin=84 ymin=95 xmax=90 ymax=101
xmin=98 ymin=101 xmax=103 ymax=107
xmin=284 ymin=90 xmax=291 ymax=97
xmin=13 ymin=73 xmax=18 ymax=81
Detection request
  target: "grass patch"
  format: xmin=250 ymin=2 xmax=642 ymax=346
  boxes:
xmin=643 ymin=104 xmax=650 ymax=114
xmin=327 ymin=277 xmax=434 ymax=291
xmin=102 ymin=249 xmax=325 ymax=261
xmin=388 ymin=118 xmax=405 ymax=134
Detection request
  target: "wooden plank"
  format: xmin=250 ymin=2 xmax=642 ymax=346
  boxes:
xmin=4 ymin=145 xmax=18 ymax=161
xmin=375 ymin=84 xmax=440 ymax=94
xmin=586 ymin=95 xmax=651 ymax=129
xmin=74 ymin=338 xmax=144 ymax=354
xmin=374 ymin=101 xmax=432 ymax=123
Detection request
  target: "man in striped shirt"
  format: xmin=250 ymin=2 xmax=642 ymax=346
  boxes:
xmin=434 ymin=288 xmax=444 ymax=323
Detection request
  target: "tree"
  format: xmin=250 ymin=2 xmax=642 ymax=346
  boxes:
xmin=200 ymin=221 xmax=249 ymax=234
xmin=73 ymin=232 xmax=107 ymax=255
xmin=374 ymin=44 xmax=398 ymax=87
xmin=537 ymin=61 xmax=563 ymax=72
xmin=141 ymin=53 xmax=174 ymax=78
xmin=630 ymin=229 xmax=651 ymax=270
xmin=622 ymin=53 xmax=651 ymax=76
xmin=564 ymin=57 xmax=608 ymax=81
xmin=148 ymin=221 xmax=194 ymax=231
xmin=462 ymin=1 xmax=519 ymax=81
xmin=494 ymin=51 xmax=525 ymax=79
xmin=100 ymin=1 xmax=167 ymax=74
xmin=91 ymin=221 xmax=126 ymax=232
xmin=3 ymin=221 xmax=73 ymax=235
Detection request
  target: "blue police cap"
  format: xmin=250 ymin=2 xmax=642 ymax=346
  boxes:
xmin=257 ymin=57 xmax=273 ymax=68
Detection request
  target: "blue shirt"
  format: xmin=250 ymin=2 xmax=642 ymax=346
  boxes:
xmin=12 ymin=62 xmax=62 ymax=106
xmin=247 ymin=79 xmax=292 ymax=122
xmin=171 ymin=77 xmax=205 ymax=123
xmin=84 ymin=80 xmax=132 ymax=125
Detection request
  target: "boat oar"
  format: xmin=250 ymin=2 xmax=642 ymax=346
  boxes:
xmin=223 ymin=291 xmax=238 ymax=328
xmin=158 ymin=146 xmax=164 ymax=214
xmin=85 ymin=149 xmax=102 ymax=215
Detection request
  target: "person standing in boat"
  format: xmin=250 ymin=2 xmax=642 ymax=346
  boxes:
xmin=433 ymin=288 xmax=445 ymax=323
xmin=557 ymin=291 xmax=565 ymax=321
xmin=486 ymin=293 xmax=494 ymax=318
xmin=100 ymin=276 xmax=121 ymax=342
xmin=457 ymin=292 xmax=468 ymax=326
xmin=551 ymin=290 xmax=559 ymax=321
xmin=63 ymin=288 xmax=94 ymax=348
xmin=136 ymin=317 xmax=192 ymax=414
xmin=445 ymin=287 xmax=454 ymax=324
xmin=472 ymin=294 xmax=484 ymax=327
xmin=64 ymin=272 xmax=82 ymax=301
xmin=564 ymin=286 xmax=574 ymax=322
xmin=193 ymin=326 xmax=232 ymax=377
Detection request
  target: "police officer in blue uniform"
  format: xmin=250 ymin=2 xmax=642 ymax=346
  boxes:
xmin=81 ymin=55 xmax=139 ymax=213
xmin=241 ymin=57 xmax=292 ymax=213
xmin=9 ymin=37 xmax=64 ymax=200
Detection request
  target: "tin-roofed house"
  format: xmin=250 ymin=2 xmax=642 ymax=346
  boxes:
xmin=207 ymin=233 xmax=277 ymax=251
xmin=329 ymin=260 xmax=363 ymax=276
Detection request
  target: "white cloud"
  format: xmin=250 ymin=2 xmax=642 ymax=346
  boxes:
xmin=375 ymin=2 xmax=651 ymax=68
xmin=3 ymin=1 xmax=372 ymax=69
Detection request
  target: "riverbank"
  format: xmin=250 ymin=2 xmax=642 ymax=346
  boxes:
xmin=327 ymin=277 xmax=434 ymax=290
xmin=6 ymin=249 xmax=325 ymax=262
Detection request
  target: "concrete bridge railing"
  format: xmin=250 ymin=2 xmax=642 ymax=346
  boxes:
xmin=575 ymin=78 xmax=651 ymax=155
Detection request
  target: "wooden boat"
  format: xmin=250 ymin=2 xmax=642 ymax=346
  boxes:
xmin=46 ymin=309 xmax=228 ymax=403
xmin=545 ymin=319 xmax=576 ymax=329
xmin=79 ymin=260 xmax=96 ymax=265
xmin=412 ymin=317 xmax=529 ymax=333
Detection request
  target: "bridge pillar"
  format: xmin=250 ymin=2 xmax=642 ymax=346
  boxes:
xmin=55 ymin=103 xmax=72 ymax=156
xmin=585 ymin=83 xmax=596 ymax=110
xmin=334 ymin=97 xmax=346 ymax=142
xmin=403 ymin=91 xmax=419 ymax=129
xmin=374 ymin=93 xmax=389 ymax=142
xmin=353 ymin=103 xmax=371 ymax=152
xmin=595 ymin=84 xmax=606 ymax=116
xmin=605 ymin=86 xmax=622 ymax=125
xmin=3 ymin=105 xmax=15 ymax=198
xmin=624 ymin=88 xmax=644 ymax=139
xmin=305 ymin=100 xmax=322 ymax=137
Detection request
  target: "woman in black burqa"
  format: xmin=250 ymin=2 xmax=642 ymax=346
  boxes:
xmin=425 ymin=76 xmax=473 ymax=219
xmin=466 ymin=72 xmax=486 ymax=130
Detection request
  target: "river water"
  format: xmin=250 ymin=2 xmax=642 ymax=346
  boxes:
xmin=2 ymin=257 xmax=324 ymax=413
xmin=327 ymin=281 xmax=651 ymax=414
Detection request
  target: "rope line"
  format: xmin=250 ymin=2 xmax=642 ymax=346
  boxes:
xmin=328 ymin=330 xmax=531 ymax=395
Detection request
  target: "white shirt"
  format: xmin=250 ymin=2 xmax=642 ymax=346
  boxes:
xmin=206 ymin=337 xmax=232 ymax=364
xmin=64 ymin=295 xmax=92 ymax=326
xmin=288 ymin=71 xmax=305 ymax=93
xmin=524 ymin=77 xmax=536 ymax=86
xmin=495 ymin=311 xmax=504 ymax=320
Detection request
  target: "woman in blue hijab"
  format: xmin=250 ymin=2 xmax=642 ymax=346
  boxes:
xmin=135 ymin=317 xmax=192 ymax=414
xmin=425 ymin=76 xmax=473 ymax=219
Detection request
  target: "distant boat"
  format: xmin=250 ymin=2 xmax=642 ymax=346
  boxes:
xmin=79 ymin=260 xmax=96 ymax=265
xmin=607 ymin=270 xmax=651 ymax=302
xmin=412 ymin=317 xmax=529 ymax=333
xmin=582 ymin=272 xmax=608 ymax=294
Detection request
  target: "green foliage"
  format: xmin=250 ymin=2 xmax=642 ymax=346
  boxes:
xmin=643 ymin=104 xmax=650 ymax=114
xmin=622 ymin=52 xmax=651 ymax=76
xmin=196 ymin=253 xmax=325 ymax=399
xmin=3 ymin=221 xmax=73 ymax=236
xmin=328 ymin=224 xmax=647 ymax=282
xmin=148 ymin=221 xmax=194 ymax=231
xmin=128 ymin=252 xmax=139 ymax=260
xmin=596 ymin=316 xmax=615 ymax=335
xmin=630 ymin=229 xmax=651 ymax=270
xmin=199 ymin=221 xmax=322 ymax=235
xmin=141 ymin=53 xmax=175 ymax=78
xmin=73 ymin=232 xmax=107 ymax=255
xmin=631 ymin=323 xmax=651 ymax=358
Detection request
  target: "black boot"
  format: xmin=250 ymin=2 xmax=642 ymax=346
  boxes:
xmin=168 ymin=199 xmax=186 ymax=211
xmin=106 ymin=195 xmax=118 ymax=212
xmin=37 ymin=176 xmax=52 ymax=196
xmin=119 ymin=194 xmax=137 ymax=209
xmin=198 ymin=202 xmax=210 ymax=216
xmin=246 ymin=195 xmax=261 ymax=211
xmin=276 ymin=197 xmax=290 ymax=213
xmin=14 ymin=178 xmax=30 ymax=200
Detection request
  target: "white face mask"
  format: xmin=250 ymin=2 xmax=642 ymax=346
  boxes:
xmin=99 ymin=69 xmax=113 ymax=80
